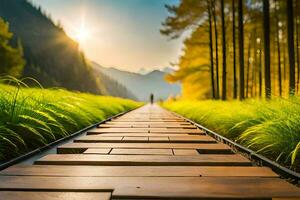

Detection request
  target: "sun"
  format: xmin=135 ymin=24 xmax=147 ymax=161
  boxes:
xmin=76 ymin=27 xmax=89 ymax=42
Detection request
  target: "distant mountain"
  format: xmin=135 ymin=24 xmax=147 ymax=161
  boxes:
xmin=92 ymin=62 xmax=181 ymax=101
xmin=137 ymin=68 xmax=151 ymax=75
xmin=92 ymin=65 xmax=137 ymax=100
xmin=0 ymin=0 xmax=104 ymax=94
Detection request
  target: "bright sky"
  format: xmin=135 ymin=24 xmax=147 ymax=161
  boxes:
xmin=31 ymin=0 xmax=183 ymax=72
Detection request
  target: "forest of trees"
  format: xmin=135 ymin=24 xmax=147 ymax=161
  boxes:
xmin=162 ymin=0 xmax=300 ymax=100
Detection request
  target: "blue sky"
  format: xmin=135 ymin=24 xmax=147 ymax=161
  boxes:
xmin=31 ymin=0 xmax=183 ymax=72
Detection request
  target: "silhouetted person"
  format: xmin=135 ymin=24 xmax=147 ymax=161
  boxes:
xmin=150 ymin=93 xmax=154 ymax=104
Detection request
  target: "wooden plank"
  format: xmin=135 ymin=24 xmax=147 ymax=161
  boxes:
xmin=57 ymin=143 xmax=233 ymax=154
xmin=114 ymin=116 xmax=184 ymax=120
xmin=99 ymin=124 xmax=149 ymax=128
xmin=0 ymin=176 xmax=299 ymax=199
xmin=149 ymin=125 xmax=196 ymax=128
xmin=150 ymin=129 xmax=204 ymax=134
xmin=78 ymin=133 xmax=190 ymax=137
xmin=83 ymin=148 xmax=111 ymax=154
xmin=0 ymin=191 xmax=111 ymax=200
xmin=110 ymin=148 xmax=173 ymax=155
xmin=87 ymin=129 xmax=205 ymax=135
xmin=111 ymin=177 xmax=300 ymax=199
xmin=76 ymin=136 xmax=123 ymax=143
xmin=34 ymin=154 xmax=251 ymax=166
xmin=173 ymin=149 xmax=200 ymax=156
xmin=112 ymin=119 xmax=186 ymax=122
xmin=106 ymin=121 xmax=191 ymax=125
xmin=93 ymin=128 xmax=202 ymax=132
xmin=122 ymin=136 xmax=148 ymax=141
xmin=1 ymin=165 xmax=279 ymax=177
xmin=90 ymin=128 xmax=150 ymax=133
xmin=75 ymin=135 xmax=216 ymax=143
xmin=149 ymin=136 xmax=169 ymax=141
xmin=169 ymin=136 xmax=216 ymax=143
xmin=99 ymin=124 xmax=196 ymax=128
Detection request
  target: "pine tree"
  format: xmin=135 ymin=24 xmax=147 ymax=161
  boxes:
xmin=0 ymin=17 xmax=25 ymax=78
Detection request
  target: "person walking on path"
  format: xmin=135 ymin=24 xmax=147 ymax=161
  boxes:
xmin=150 ymin=93 xmax=154 ymax=104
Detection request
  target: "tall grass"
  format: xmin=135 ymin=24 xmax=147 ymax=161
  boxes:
xmin=0 ymin=77 xmax=142 ymax=162
xmin=162 ymin=99 xmax=300 ymax=171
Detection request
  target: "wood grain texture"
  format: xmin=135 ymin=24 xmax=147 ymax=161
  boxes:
xmin=110 ymin=148 xmax=173 ymax=155
xmin=34 ymin=154 xmax=251 ymax=166
xmin=1 ymin=165 xmax=278 ymax=177
xmin=0 ymin=176 xmax=299 ymax=199
xmin=0 ymin=191 xmax=111 ymax=200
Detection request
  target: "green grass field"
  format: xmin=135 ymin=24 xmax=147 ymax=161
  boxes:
xmin=162 ymin=98 xmax=300 ymax=171
xmin=0 ymin=79 xmax=142 ymax=162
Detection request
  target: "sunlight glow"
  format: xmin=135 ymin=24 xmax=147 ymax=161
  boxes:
xmin=76 ymin=26 xmax=89 ymax=42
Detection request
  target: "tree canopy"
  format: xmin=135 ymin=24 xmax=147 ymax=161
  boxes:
xmin=162 ymin=0 xmax=300 ymax=100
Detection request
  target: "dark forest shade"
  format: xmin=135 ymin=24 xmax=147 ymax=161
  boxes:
xmin=263 ymin=0 xmax=271 ymax=99
xmin=287 ymin=0 xmax=295 ymax=95
xmin=207 ymin=0 xmax=215 ymax=99
xmin=212 ymin=0 xmax=220 ymax=99
xmin=274 ymin=0 xmax=282 ymax=96
xmin=232 ymin=0 xmax=237 ymax=99
xmin=238 ymin=0 xmax=244 ymax=100
xmin=221 ymin=0 xmax=227 ymax=100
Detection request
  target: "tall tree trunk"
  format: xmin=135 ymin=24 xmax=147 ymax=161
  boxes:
xmin=259 ymin=40 xmax=263 ymax=97
xmin=283 ymin=41 xmax=287 ymax=94
xmin=207 ymin=0 xmax=216 ymax=99
xmin=275 ymin=0 xmax=282 ymax=96
xmin=287 ymin=0 xmax=295 ymax=95
xmin=212 ymin=0 xmax=220 ymax=99
xmin=221 ymin=0 xmax=227 ymax=100
xmin=232 ymin=0 xmax=237 ymax=99
xmin=252 ymin=33 xmax=258 ymax=97
xmin=246 ymin=33 xmax=252 ymax=98
xmin=263 ymin=0 xmax=271 ymax=98
xmin=238 ymin=0 xmax=244 ymax=100
xmin=296 ymin=15 xmax=300 ymax=93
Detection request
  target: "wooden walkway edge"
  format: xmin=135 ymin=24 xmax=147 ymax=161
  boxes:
xmin=0 ymin=104 xmax=300 ymax=199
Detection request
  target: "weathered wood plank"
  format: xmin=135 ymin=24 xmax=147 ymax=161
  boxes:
xmin=83 ymin=133 xmax=190 ymax=137
xmin=83 ymin=148 xmax=111 ymax=154
xmin=1 ymin=165 xmax=279 ymax=177
xmin=149 ymin=136 xmax=169 ymax=141
xmin=0 ymin=176 xmax=299 ymax=199
xmin=99 ymin=124 xmax=196 ymax=128
xmin=169 ymin=136 xmax=216 ymax=143
xmin=34 ymin=154 xmax=251 ymax=166
xmin=75 ymin=135 xmax=216 ymax=143
xmin=110 ymin=148 xmax=173 ymax=155
xmin=173 ymin=149 xmax=200 ymax=156
xmin=0 ymin=191 xmax=111 ymax=200
xmin=88 ymin=128 xmax=205 ymax=135
xmin=106 ymin=121 xmax=191 ymax=125
xmin=57 ymin=143 xmax=233 ymax=154
xmin=122 ymin=136 xmax=148 ymax=141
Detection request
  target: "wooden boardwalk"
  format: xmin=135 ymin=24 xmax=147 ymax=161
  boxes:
xmin=0 ymin=104 xmax=300 ymax=199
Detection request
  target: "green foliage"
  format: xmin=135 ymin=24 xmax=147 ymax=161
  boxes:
xmin=0 ymin=77 xmax=142 ymax=161
xmin=163 ymin=99 xmax=300 ymax=170
xmin=0 ymin=17 xmax=25 ymax=78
